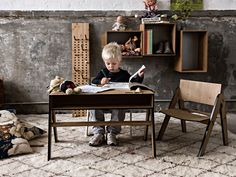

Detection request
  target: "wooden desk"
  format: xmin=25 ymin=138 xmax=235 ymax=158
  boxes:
xmin=48 ymin=90 xmax=156 ymax=160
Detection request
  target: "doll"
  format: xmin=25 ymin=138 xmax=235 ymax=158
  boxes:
xmin=112 ymin=16 xmax=126 ymax=31
xmin=142 ymin=0 xmax=158 ymax=18
xmin=144 ymin=0 xmax=157 ymax=11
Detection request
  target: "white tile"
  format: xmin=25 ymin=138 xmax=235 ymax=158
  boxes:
xmin=0 ymin=161 xmax=32 ymax=176
xmin=15 ymin=168 xmax=55 ymax=177
xmin=114 ymin=164 xmax=153 ymax=177
xmin=93 ymin=159 xmax=126 ymax=172
xmin=162 ymin=165 xmax=203 ymax=177
xmin=212 ymin=164 xmax=236 ymax=176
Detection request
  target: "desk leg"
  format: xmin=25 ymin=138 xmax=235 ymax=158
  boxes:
xmin=144 ymin=109 xmax=150 ymax=141
xmin=52 ymin=111 xmax=58 ymax=142
xmin=151 ymin=108 xmax=156 ymax=158
xmin=48 ymin=108 xmax=52 ymax=161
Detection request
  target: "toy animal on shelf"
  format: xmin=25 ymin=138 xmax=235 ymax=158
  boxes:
xmin=121 ymin=36 xmax=141 ymax=56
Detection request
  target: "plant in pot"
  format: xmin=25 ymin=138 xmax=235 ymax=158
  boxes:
xmin=170 ymin=0 xmax=193 ymax=30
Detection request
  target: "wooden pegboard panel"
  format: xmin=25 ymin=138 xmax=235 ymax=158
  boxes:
xmin=72 ymin=23 xmax=90 ymax=117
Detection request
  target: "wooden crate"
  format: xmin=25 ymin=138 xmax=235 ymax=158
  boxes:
xmin=175 ymin=30 xmax=208 ymax=72
xmin=140 ymin=23 xmax=176 ymax=56
xmin=72 ymin=23 xmax=90 ymax=117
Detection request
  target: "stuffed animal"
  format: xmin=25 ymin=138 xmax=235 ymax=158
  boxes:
xmin=59 ymin=80 xmax=81 ymax=95
xmin=47 ymin=76 xmax=65 ymax=94
xmin=47 ymin=76 xmax=81 ymax=95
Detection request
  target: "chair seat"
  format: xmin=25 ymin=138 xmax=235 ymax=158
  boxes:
xmin=160 ymin=109 xmax=210 ymax=122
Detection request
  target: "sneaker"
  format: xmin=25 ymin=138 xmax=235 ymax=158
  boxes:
xmin=107 ymin=133 xmax=117 ymax=146
xmin=89 ymin=133 xmax=104 ymax=146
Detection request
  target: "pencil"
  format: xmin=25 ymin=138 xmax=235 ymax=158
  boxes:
xmin=101 ymin=69 xmax=107 ymax=77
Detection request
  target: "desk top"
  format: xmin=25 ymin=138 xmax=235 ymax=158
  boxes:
xmin=49 ymin=90 xmax=154 ymax=109
xmin=50 ymin=89 xmax=154 ymax=96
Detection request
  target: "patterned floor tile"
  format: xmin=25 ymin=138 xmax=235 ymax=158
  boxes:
xmin=113 ymin=164 xmax=154 ymax=177
xmin=92 ymin=159 xmax=127 ymax=172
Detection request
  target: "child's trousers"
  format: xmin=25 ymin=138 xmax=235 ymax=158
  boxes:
xmin=89 ymin=109 xmax=126 ymax=135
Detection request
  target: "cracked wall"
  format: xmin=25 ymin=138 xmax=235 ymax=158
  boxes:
xmin=0 ymin=11 xmax=235 ymax=113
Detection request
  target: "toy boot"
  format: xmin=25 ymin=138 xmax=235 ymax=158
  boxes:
xmin=155 ymin=41 xmax=164 ymax=54
xmin=164 ymin=41 xmax=172 ymax=54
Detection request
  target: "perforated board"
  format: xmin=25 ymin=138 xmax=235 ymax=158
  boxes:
xmin=72 ymin=23 xmax=90 ymax=117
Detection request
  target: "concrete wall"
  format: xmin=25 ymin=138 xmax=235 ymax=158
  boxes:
xmin=0 ymin=0 xmax=235 ymax=10
xmin=0 ymin=10 xmax=236 ymax=113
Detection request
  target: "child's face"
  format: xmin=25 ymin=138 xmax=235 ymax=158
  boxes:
xmin=104 ymin=59 xmax=120 ymax=73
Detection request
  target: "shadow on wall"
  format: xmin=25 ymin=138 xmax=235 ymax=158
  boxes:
xmin=227 ymin=113 xmax=236 ymax=134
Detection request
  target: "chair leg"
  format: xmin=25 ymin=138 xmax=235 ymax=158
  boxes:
xmin=220 ymin=102 xmax=228 ymax=145
xmin=197 ymin=120 xmax=215 ymax=157
xmin=181 ymin=120 xmax=187 ymax=132
xmin=157 ymin=115 xmax=170 ymax=140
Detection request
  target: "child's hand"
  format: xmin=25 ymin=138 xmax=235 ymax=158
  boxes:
xmin=138 ymin=68 xmax=145 ymax=77
xmin=101 ymin=77 xmax=111 ymax=85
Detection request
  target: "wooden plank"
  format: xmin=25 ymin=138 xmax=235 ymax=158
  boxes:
xmin=51 ymin=121 xmax=152 ymax=127
xmin=72 ymin=23 xmax=90 ymax=117
xmin=180 ymin=79 xmax=221 ymax=105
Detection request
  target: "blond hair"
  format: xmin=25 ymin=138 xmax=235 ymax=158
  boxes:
xmin=102 ymin=42 xmax=122 ymax=62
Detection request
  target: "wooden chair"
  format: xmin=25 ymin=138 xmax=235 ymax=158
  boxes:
xmin=157 ymin=79 xmax=228 ymax=156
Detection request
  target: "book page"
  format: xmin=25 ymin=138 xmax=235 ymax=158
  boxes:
xmin=102 ymin=82 xmax=129 ymax=90
xmin=79 ymin=85 xmax=113 ymax=93
xmin=129 ymin=65 xmax=146 ymax=82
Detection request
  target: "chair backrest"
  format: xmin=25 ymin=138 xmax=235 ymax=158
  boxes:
xmin=179 ymin=79 xmax=222 ymax=106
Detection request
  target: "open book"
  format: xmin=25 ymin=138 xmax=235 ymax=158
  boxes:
xmin=79 ymin=65 xmax=154 ymax=93
xmin=129 ymin=65 xmax=146 ymax=82
xmin=129 ymin=82 xmax=154 ymax=91
xmin=102 ymin=65 xmax=154 ymax=91
xmin=78 ymin=85 xmax=113 ymax=93
xmin=101 ymin=82 xmax=154 ymax=92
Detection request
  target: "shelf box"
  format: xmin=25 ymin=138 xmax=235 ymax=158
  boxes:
xmin=140 ymin=23 xmax=176 ymax=56
xmin=105 ymin=31 xmax=143 ymax=57
xmin=175 ymin=30 xmax=208 ymax=72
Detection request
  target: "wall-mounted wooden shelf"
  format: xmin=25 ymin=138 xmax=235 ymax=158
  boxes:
xmin=175 ymin=30 xmax=208 ymax=73
xmin=140 ymin=23 xmax=176 ymax=56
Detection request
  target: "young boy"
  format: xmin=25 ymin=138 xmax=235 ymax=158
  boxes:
xmin=89 ymin=42 xmax=145 ymax=146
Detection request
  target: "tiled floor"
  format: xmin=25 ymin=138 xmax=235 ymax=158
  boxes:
xmin=1 ymin=113 xmax=236 ymax=177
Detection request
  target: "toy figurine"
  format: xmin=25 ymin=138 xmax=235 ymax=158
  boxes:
xmin=143 ymin=0 xmax=157 ymax=11
xmin=142 ymin=0 xmax=159 ymax=18
xmin=112 ymin=16 xmax=126 ymax=31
